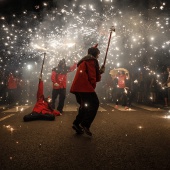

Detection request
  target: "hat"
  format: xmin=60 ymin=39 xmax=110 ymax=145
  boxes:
xmin=88 ymin=44 xmax=100 ymax=58
xmin=58 ymin=59 xmax=66 ymax=66
xmin=93 ymin=44 xmax=98 ymax=48
xmin=60 ymin=59 xmax=65 ymax=63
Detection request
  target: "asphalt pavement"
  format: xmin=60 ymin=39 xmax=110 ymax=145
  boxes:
xmin=0 ymin=103 xmax=170 ymax=170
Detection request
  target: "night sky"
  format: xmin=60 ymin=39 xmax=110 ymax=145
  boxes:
xmin=0 ymin=0 xmax=170 ymax=91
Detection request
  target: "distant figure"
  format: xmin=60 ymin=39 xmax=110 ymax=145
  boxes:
xmin=137 ymin=72 xmax=145 ymax=103
xmin=51 ymin=59 xmax=77 ymax=114
xmin=149 ymin=75 xmax=157 ymax=103
xmin=122 ymin=73 xmax=132 ymax=109
xmin=167 ymin=67 xmax=170 ymax=106
xmin=161 ymin=70 xmax=168 ymax=107
xmin=110 ymin=73 xmax=118 ymax=104
xmin=0 ymin=70 xmax=6 ymax=104
xmin=115 ymin=71 xmax=127 ymax=108
xmin=23 ymin=78 xmax=61 ymax=122
xmin=7 ymin=72 xmax=18 ymax=104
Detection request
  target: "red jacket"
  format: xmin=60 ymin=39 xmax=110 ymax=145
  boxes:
xmin=32 ymin=80 xmax=60 ymax=116
xmin=7 ymin=74 xmax=18 ymax=89
xmin=70 ymin=55 xmax=101 ymax=93
xmin=51 ymin=63 xmax=77 ymax=89
xmin=117 ymin=74 xmax=127 ymax=88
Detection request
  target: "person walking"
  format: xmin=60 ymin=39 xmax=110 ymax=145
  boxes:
xmin=51 ymin=59 xmax=77 ymax=114
xmin=70 ymin=44 xmax=105 ymax=136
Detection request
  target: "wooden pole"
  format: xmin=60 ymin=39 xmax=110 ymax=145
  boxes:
xmin=103 ymin=26 xmax=115 ymax=66
xmin=40 ymin=52 xmax=46 ymax=79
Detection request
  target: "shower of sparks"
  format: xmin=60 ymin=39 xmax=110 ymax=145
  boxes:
xmin=0 ymin=1 xmax=170 ymax=102
xmin=3 ymin=125 xmax=15 ymax=132
xmin=164 ymin=110 xmax=170 ymax=119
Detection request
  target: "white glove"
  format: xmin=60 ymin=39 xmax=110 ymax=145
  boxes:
xmin=54 ymin=83 xmax=59 ymax=87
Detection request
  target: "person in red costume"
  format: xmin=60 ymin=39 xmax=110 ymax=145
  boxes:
xmin=70 ymin=44 xmax=105 ymax=136
xmin=51 ymin=59 xmax=77 ymax=114
xmin=115 ymin=71 xmax=128 ymax=108
xmin=23 ymin=78 xmax=61 ymax=122
xmin=7 ymin=72 xmax=18 ymax=104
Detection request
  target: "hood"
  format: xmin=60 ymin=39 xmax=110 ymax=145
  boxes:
xmin=77 ymin=54 xmax=97 ymax=67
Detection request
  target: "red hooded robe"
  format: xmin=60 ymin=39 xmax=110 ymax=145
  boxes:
xmin=70 ymin=55 xmax=101 ymax=93
xmin=32 ymin=80 xmax=60 ymax=116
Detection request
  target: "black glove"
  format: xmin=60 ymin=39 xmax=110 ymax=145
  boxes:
xmin=99 ymin=65 xmax=105 ymax=74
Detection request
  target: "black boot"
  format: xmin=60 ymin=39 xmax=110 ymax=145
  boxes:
xmin=80 ymin=124 xmax=92 ymax=136
xmin=72 ymin=124 xmax=84 ymax=134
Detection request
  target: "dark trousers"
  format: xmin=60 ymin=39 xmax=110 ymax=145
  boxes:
xmin=73 ymin=92 xmax=99 ymax=128
xmin=122 ymin=90 xmax=132 ymax=106
xmin=115 ymin=88 xmax=124 ymax=105
xmin=52 ymin=88 xmax=66 ymax=113
xmin=23 ymin=112 xmax=55 ymax=122
xmin=7 ymin=89 xmax=18 ymax=104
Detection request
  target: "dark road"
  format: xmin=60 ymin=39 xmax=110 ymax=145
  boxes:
xmin=0 ymin=103 xmax=170 ymax=170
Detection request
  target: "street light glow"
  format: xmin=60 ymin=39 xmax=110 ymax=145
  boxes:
xmin=27 ymin=64 xmax=32 ymax=70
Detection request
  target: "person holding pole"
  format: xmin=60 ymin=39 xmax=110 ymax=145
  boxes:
xmin=70 ymin=44 xmax=105 ymax=136
xmin=23 ymin=53 xmax=61 ymax=122
xmin=70 ymin=26 xmax=115 ymax=136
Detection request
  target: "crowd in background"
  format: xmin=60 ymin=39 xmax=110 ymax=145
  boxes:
xmin=0 ymin=69 xmax=43 ymax=105
xmin=103 ymin=66 xmax=170 ymax=108
xmin=1 ymin=65 xmax=170 ymax=109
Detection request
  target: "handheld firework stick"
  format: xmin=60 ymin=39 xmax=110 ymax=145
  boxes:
xmin=39 ymin=52 xmax=46 ymax=79
xmin=103 ymin=26 xmax=115 ymax=66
